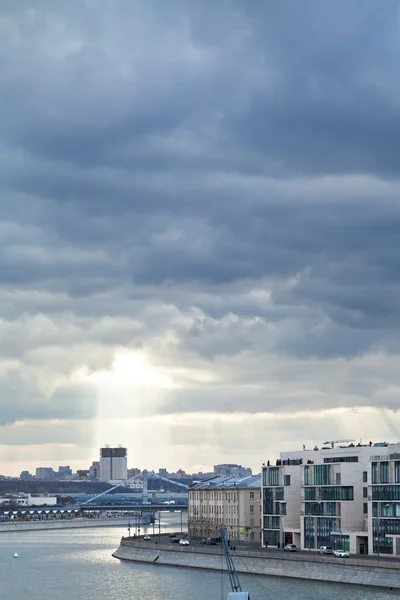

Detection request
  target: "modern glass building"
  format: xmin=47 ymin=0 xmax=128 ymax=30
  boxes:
xmin=369 ymin=449 xmax=400 ymax=556
xmin=262 ymin=441 xmax=396 ymax=554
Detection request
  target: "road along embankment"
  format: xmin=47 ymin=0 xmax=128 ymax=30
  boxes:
xmin=113 ymin=539 xmax=400 ymax=590
xmin=0 ymin=518 xmax=132 ymax=534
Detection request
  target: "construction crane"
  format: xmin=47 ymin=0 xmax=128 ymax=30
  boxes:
xmin=220 ymin=528 xmax=249 ymax=600
xmin=323 ymin=439 xmax=355 ymax=449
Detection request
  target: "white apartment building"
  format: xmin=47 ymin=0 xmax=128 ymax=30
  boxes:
xmin=262 ymin=441 xmax=391 ymax=554
xmin=99 ymin=447 xmax=128 ymax=483
xmin=188 ymin=475 xmax=261 ymax=543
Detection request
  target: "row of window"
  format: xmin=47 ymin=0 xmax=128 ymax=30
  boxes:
xmin=304 ymin=502 xmax=338 ymax=516
xmin=323 ymin=456 xmax=358 ymax=463
xmin=304 ymin=486 xmax=354 ymax=501
xmin=371 ymin=461 xmax=400 ymax=484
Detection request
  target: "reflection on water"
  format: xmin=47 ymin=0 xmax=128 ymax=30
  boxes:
xmin=0 ymin=513 xmax=397 ymax=600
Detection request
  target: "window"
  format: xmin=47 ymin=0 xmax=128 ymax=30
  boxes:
xmin=249 ymin=491 xmax=254 ymax=499
xmin=324 ymin=456 xmax=358 ymax=463
xmin=363 ymin=503 xmax=368 ymax=514
xmin=380 ymin=462 xmax=389 ymax=484
xmin=363 ymin=471 xmax=368 ymax=483
xmin=318 ymin=486 xmax=354 ymax=501
xmin=372 ymin=462 xmax=378 ymax=484
xmin=284 ymin=474 xmax=291 ymax=486
xmin=263 ymin=488 xmax=274 ymax=514
xmin=314 ymin=464 xmax=331 ymax=485
xmin=305 ymin=487 xmax=317 ymax=501
xmin=275 ymin=487 xmax=284 ymax=501
xmin=395 ymin=462 xmax=400 ymax=484
xmin=304 ymin=465 xmax=311 ymax=486
xmin=263 ymin=530 xmax=280 ymax=547
xmin=268 ymin=467 xmax=280 ymax=486
xmin=335 ymin=472 xmax=341 ymax=485
xmin=249 ymin=505 xmax=254 ymax=513
xmin=363 ymin=487 xmax=368 ymax=498
xmin=372 ymin=485 xmax=400 ymax=501
xmin=326 ymin=502 xmax=336 ymax=516
xmin=281 ymin=503 xmax=287 ymax=515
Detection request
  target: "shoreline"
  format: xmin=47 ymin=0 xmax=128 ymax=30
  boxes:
xmin=0 ymin=518 xmax=137 ymax=533
xmin=113 ymin=538 xmax=400 ymax=590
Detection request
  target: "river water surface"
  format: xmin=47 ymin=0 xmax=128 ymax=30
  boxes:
xmin=0 ymin=514 xmax=396 ymax=600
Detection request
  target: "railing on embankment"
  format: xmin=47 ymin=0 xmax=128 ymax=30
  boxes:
xmin=113 ymin=538 xmax=400 ymax=590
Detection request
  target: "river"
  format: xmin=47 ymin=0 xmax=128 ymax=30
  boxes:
xmin=0 ymin=513 xmax=396 ymax=600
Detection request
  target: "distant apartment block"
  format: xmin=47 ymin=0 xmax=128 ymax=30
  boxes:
xmin=58 ymin=465 xmax=72 ymax=478
xmin=214 ymin=464 xmax=253 ymax=478
xmin=99 ymin=447 xmax=127 ymax=483
xmin=35 ymin=467 xmax=55 ymax=479
xmin=127 ymin=467 xmax=141 ymax=479
xmin=188 ymin=475 xmax=261 ymax=542
xmin=89 ymin=461 xmax=100 ymax=481
xmin=262 ymin=441 xmax=400 ymax=556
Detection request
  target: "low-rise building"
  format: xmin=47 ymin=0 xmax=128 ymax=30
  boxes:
xmin=0 ymin=493 xmax=57 ymax=507
xmin=188 ymin=475 xmax=261 ymax=543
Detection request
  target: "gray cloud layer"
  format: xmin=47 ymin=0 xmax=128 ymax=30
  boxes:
xmin=1 ymin=1 xmax=400 ymax=471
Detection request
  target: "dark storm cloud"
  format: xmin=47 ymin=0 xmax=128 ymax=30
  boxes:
xmin=1 ymin=0 xmax=400 ymax=442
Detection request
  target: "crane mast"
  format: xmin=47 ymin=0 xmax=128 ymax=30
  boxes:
xmin=220 ymin=528 xmax=249 ymax=600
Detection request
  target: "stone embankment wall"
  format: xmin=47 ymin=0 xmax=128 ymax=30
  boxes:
xmin=0 ymin=518 xmax=132 ymax=533
xmin=113 ymin=540 xmax=400 ymax=590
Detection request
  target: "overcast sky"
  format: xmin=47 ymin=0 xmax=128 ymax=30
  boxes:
xmin=2 ymin=1 xmax=400 ymax=476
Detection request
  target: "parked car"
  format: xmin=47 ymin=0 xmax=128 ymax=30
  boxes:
xmin=318 ymin=546 xmax=334 ymax=555
xmin=169 ymin=533 xmax=176 ymax=537
xmin=171 ymin=537 xmax=180 ymax=543
xmin=334 ymin=549 xmax=349 ymax=558
xmin=283 ymin=544 xmax=297 ymax=552
xmin=143 ymin=535 xmax=151 ymax=541
xmin=201 ymin=538 xmax=217 ymax=545
xmin=179 ymin=539 xmax=189 ymax=546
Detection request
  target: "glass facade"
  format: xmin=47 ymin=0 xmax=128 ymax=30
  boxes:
xmin=263 ymin=530 xmax=280 ymax=547
xmin=263 ymin=488 xmax=273 ymax=515
xmin=372 ymin=519 xmax=396 ymax=555
xmin=267 ymin=467 xmax=280 ymax=486
xmin=304 ymin=516 xmax=315 ymax=549
xmin=305 ymin=486 xmax=353 ymax=501
xmin=317 ymin=517 xmax=337 ymax=548
xmin=314 ymin=465 xmax=331 ymax=485
xmin=380 ymin=462 xmax=389 ymax=484
xmin=372 ymin=485 xmax=400 ymax=501
xmin=395 ymin=462 xmax=400 ymax=484
xmin=331 ymin=534 xmax=350 ymax=552
xmin=263 ymin=515 xmax=280 ymax=529
xmin=372 ymin=462 xmax=378 ymax=484
xmin=305 ymin=502 xmax=324 ymax=516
